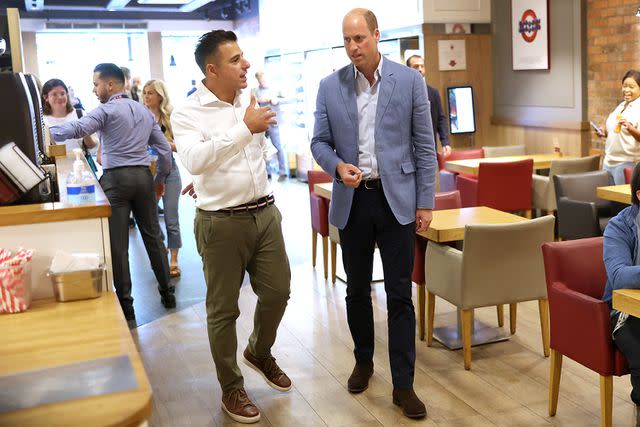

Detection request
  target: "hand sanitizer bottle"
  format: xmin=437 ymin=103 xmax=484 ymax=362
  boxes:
xmin=67 ymin=148 xmax=95 ymax=204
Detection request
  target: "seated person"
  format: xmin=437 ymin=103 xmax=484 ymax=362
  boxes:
xmin=603 ymin=161 xmax=640 ymax=425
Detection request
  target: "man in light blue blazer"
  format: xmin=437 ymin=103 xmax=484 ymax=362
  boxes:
xmin=311 ymin=8 xmax=437 ymax=420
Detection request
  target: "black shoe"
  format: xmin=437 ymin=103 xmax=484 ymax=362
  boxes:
xmin=392 ymin=388 xmax=427 ymax=419
xmin=160 ymin=291 xmax=176 ymax=309
xmin=347 ymin=361 xmax=373 ymax=393
xmin=277 ymin=174 xmax=287 ymax=182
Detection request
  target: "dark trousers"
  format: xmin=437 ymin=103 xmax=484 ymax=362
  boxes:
xmin=99 ymin=166 xmax=171 ymax=309
xmin=339 ymin=185 xmax=416 ymax=389
xmin=614 ymin=314 xmax=640 ymax=405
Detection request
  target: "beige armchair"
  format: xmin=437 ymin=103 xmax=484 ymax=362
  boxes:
xmin=425 ymin=215 xmax=555 ymax=370
xmin=482 ymin=145 xmax=526 ymax=157
xmin=532 ymin=155 xmax=600 ymax=214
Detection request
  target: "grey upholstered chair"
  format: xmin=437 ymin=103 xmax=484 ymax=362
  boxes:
xmin=425 ymin=215 xmax=554 ymax=370
xmin=482 ymin=145 xmax=526 ymax=157
xmin=553 ymin=170 xmax=613 ymax=240
xmin=532 ymin=155 xmax=601 ymax=214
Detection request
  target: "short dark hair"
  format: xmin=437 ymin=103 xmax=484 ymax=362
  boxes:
xmin=406 ymin=55 xmax=422 ymax=67
xmin=194 ymin=30 xmax=237 ymax=74
xmin=41 ymin=78 xmax=74 ymax=116
xmin=631 ymin=163 xmax=640 ymax=206
xmin=623 ymin=69 xmax=640 ymax=88
xmin=94 ymin=63 xmax=125 ymax=84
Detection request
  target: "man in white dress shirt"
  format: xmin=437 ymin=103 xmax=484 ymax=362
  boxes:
xmin=171 ymin=30 xmax=291 ymax=424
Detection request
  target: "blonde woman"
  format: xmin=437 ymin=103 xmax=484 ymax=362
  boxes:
xmin=143 ymin=79 xmax=182 ymax=277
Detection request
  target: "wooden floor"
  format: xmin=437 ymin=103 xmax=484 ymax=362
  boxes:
xmin=129 ymin=179 xmax=637 ymax=426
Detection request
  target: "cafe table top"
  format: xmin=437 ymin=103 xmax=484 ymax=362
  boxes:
xmin=313 ymin=183 xmax=527 ymax=243
xmin=613 ymin=289 xmax=640 ymax=318
xmin=444 ymin=153 xmax=563 ymax=175
xmin=597 ymin=184 xmax=631 ymax=205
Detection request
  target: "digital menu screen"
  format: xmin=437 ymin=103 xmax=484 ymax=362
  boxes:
xmin=447 ymin=86 xmax=476 ymax=134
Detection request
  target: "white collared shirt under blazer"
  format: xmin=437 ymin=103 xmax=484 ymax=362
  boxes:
xmin=605 ymin=96 xmax=640 ymax=167
xmin=171 ymin=83 xmax=271 ymax=211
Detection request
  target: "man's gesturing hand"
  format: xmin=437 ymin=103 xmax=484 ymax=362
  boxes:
xmin=336 ymin=162 xmax=362 ymax=188
xmin=244 ymin=95 xmax=277 ymax=134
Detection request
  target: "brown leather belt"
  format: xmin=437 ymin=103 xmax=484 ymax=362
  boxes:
xmin=217 ymin=194 xmax=275 ymax=213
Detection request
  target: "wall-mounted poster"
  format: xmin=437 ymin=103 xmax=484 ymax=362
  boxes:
xmin=511 ymin=0 xmax=549 ymax=70
xmin=438 ymin=40 xmax=466 ymax=71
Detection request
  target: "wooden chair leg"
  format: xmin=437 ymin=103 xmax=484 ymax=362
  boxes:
xmin=461 ymin=309 xmax=473 ymax=370
xmin=427 ymin=291 xmax=435 ymax=346
xmin=311 ymin=229 xmax=317 ymax=267
xmin=509 ymin=303 xmax=517 ymax=334
xmin=524 ymin=209 xmax=532 ymax=219
xmin=496 ymin=304 xmax=504 ymax=327
xmin=600 ymin=375 xmax=613 ymax=427
xmin=538 ymin=299 xmax=550 ymax=357
xmin=548 ymin=349 xmax=562 ymax=416
xmin=417 ymin=283 xmax=425 ymax=341
xmin=321 ymin=236 xmax=328 ymax=280
xmin=330 ymin=241 xmax=337 ymax=284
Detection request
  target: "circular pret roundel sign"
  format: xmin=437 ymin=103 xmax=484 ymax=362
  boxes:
xmin=519 ymin=9 xmax=541 ymax=43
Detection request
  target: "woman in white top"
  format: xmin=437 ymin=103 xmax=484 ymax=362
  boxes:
xmin=597 ymin=70 xmax=640 ymax=184
xmin=42 ymin=79 xmax=96 ymax=153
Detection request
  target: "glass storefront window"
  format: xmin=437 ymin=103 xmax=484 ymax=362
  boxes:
xmin=36 ymin=31 xmax=149 ymax=112
xmin=161 ymin=32 xmax=203 ymax=108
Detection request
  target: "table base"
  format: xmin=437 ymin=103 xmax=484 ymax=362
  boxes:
xmin=432 ymin=310 xmax=511 ymax=350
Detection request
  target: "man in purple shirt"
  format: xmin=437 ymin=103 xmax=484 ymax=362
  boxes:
xmin=50 ymin=63 xmax=174 ymax=323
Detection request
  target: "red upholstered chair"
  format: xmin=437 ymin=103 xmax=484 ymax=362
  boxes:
xmin=413 ymin=190 xmax=461 ymax=340
xmin=308 ymin=170 xmax=333 ymax=280
xmin=438 ymin=149 xmax=484 ymax=192
xmin=542 ymin=237 xmax=628 ymax=427
xmin=624 ymin=166 xmax=634 ymax=184
xmin=457 ymin=159 xmax=534 ymax=215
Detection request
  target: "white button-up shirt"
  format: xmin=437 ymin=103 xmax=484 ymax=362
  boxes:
xmin=355 ymin=55 xmax=383 ymax=179
xmin=171 ymin=82 xmax=271 ymax=211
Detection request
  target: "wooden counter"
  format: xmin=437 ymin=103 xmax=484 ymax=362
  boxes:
xmin=0 ymin=154 xmax=110 ymax=227
xmin=0 ymin=292 xmax=151 ymax=426
xmin=0 ymin=154 xmax=113 ymax=299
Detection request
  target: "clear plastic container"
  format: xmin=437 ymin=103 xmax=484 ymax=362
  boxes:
xmin=0 ymin=263 xmax=32 ymax=313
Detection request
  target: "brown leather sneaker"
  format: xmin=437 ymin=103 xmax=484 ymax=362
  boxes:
xmin=393 ymin=387 xmax=427 ymax=419
xmin=347 ymin=361 xmax=374 ymax=393
xmin=221 ymin=387 xmax=260 ymax=424
xmin=243 ymin=348 xmax=292 ymax=392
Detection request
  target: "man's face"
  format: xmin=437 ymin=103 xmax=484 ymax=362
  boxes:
xmin=208 ymin=41 xmax=251 ymax=93
xmin=408 ymin=56 xmax=425 ymax=78
xmin=342 ymin=14 xmax=380 ymax=70
xmin=92 ymin=72 xmax=111 ymax=104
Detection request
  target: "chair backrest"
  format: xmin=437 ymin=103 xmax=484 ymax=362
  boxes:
xmin=482 ymin=145 xmax=526 ymax=158
xmin=412 ymin=190 xmax=463 ymax=284
xmin=553 ymin=170 xmax=610 ymax=210
xmin=477 ymin=159 xmax=533 ymax=211
xmin=307 ymin=170 xmax=332 ymax=194
xmin=541 ymin=237 xmax=627 ymax=377
xmin=625 ymin=166 xmax=634 ymax=184
xmin=434 ymin=190 xmax=462 ymax=210
xmin=541 ymin=237 xmax=606 ymax=299
xmin=548 ymin=155 xmax=601 ymax=177
xmin=459 ymin=215 xmax=555 ymax=308
xmin=437 ymin=148 xmax=484 ymax=170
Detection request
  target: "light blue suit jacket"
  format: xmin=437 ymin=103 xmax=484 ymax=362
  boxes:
xmin=311 ymin=59 xmax=437 ymax=229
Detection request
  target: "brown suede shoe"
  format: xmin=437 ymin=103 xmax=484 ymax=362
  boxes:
xmin=243 ymin=348 xmax=292 ymax=392
xmin=393 ymin=387 xmax=427 ymax=419
xmin=221 ymin=387 xmax=260 ymax=424
xmin=347 ymin=361 xmax=374 ymax=393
